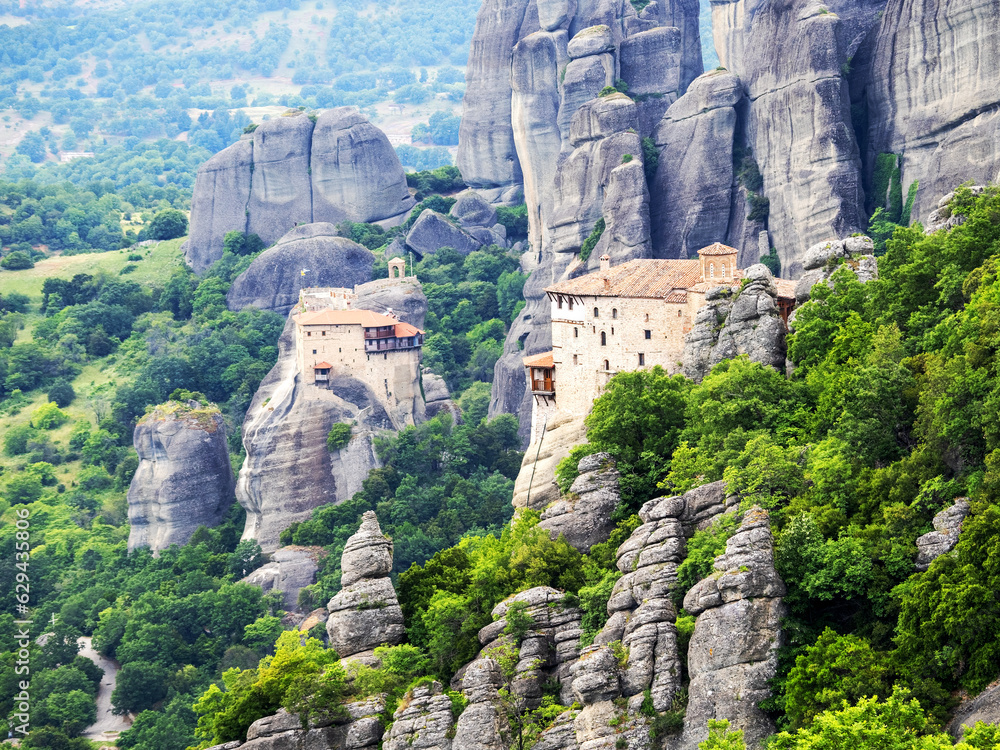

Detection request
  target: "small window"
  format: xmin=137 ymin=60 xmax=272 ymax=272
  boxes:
xmin=638 ymin=353 xmax=645 ymax=366
xmin=612 ymin=308 xmax=618 ymax=319
xmin=312 ymin=349 xmax=317 ymax=354
xmin=678 ymin=309 xmax=683 ymax=317
xmin=594 ymin=307 xmax=599 ymax=318
xmin=611 ymin=327 xmax=614 ymax=335
xmin=307 ymin=331 xmax=312 ymax=337
xmin=604 ymin=359 xmax=610 ymax=371
xmin=600 ymin=331 xmax=607 ymax=346
xmin=573 ymin=354 xmax=578 ymax=365
xmin=322 ymin=331 xmax=326 ymax=336
xmin=568 ymin=298 xmax=574 ymax=310
xmin=721 ymin=263 xmax=727 ymax=277
xmin=644 ymin=330 xmax=651 ymax=340
xmin=558 ymin=297 xmax=563 ymax=309
xmin=574 ymin=327 xmax=578 ymax=338
xmin=645 ymin=313 xmax=649 ymax=322
xmin=710 ymin=263 xmax=715 ymax=278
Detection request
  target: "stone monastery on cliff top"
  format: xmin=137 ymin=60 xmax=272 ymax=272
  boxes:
xmin=523 ymin=243 xmax=796 ymax=443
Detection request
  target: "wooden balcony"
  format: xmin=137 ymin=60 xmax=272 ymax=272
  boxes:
xmin=531 ymin=378 xmax=555 ymax=395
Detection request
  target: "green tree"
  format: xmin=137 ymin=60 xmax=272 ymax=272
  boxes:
xmin=699 ymin=719 xmax=746 ymax=750
xmin=111 ymin=661 xmax=169 ymax=714
xmin=147 ymin=209 xmax=188 ymax=240
xmin=47 ymin=381 xmax=76 ymax=407
xmin=31 ymin=401 xmax=70 ymax=429
xmin=2 ymin=250 xmax=35 ymax=270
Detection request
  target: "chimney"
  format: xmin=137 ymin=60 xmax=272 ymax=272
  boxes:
xmin=600 ymin=254 xmax=611 ymax=272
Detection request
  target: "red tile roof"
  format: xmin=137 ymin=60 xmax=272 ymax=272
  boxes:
xmin=545 ymin=259 xmax=703 ymax=298
xmin=312 ymin=362 xmax=334 ymax=369
xmin=773 ymin=278 xmax=797 ymax=300
xmin=697 ymin=242 xmax=739 ymax=256
xmin=523 ymin=351 xmax=555 ymax=368
xmin=394 ymin=321 xmax=424 ymax=337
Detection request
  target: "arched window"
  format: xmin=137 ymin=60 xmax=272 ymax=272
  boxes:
xmin=604 ymin=359 xmax=610 ymax=371
xmin=574 ymin=327 xmax=578 ymax=338
xmin=645 ymin=313 xmax=649 ymax=322
xmin=600 ymin=331 xmax=607 ymax=346
xmin=720 ymin=263 xmax=727 ymax=277
xmin=677 ymin=309 xmax=682 ymax=317
xmin=710 ymin=263 xmax=715 ymax=278
xmin=594 ymin=307 xmax=599 ymax=318
xmin=612 ymin=308 xmax=618 ymax=319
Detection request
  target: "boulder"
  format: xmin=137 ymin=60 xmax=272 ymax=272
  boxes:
xmin=241 ymin=546 xmax=324 ymax=611
xmin=566 ymin=25 xmax=614 ymax=58
xmin=453 ymin=659 xmax=508 ymax=750
xmin=651 ymin=70 xmax=744 ymax=259
xmin=792 ymin=235 xmax=878 ymax=304
xmin=226 ymin=225 xmax=375 ymax=315
xmin=405 ymin=210 xmax=483 ymax=257
xmin=540 ymin=453 xmax=621 ymax=552
xmin=680 ymin=507 xmax=786 ymax=750
xmin=326 ymin=512 xmax=406 ymax=658
xmin=450 ymin=190 xmax=499 ymax=229
xmin=185 ymin=110 xmax=413 ymax=272
xmin=915 ymin=498 xmax=971 ymax=571
xmin=127 ymin=400 xmax=235 ymax=553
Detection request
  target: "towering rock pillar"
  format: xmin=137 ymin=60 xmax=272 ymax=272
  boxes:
xmin=325 ymin=511 xmax=406 ymax=660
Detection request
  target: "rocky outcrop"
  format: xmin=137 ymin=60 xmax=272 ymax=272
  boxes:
xmin=680 ymin=507 xmax=786 ymax=750
xmin=405 ymin=210 xmax=485 ymax=258
xmin=209 ymin=697 xmax=386 ymax=750
xmin=866 ymin=0 xmax=1000 ymax=228
xmin=423 ymin=370 xmax=458 ymax=421
xmin=916 ymin=498 xmax=970 ymax=572
xmin=925 ymin=187 xmax=988 ymax=235
xmin=187 ymin=109 xmax=414 ymax=272
xmin=651 ymin=70 xmax=744 ymax=259
xmin=384 ymin=681 xmax=454 ymax=750
xmin=237 ymin=281 xmax=428 ymax=552
xmin=476 ymin=586 xmax=583 ymax=706
xmin=539 ymin=452 xmax=621 ymax=552
xmin=593 ymin=160 xmax=652 ymax=263
xmin=681 ymin=264 xmax=787 ymax=382
xmin=793 ymin=235 xmax=878 ymax=304
xmin=326 ymin=512 xmax=405 ymax=660
xmin=451 ymin=190 xmax=499 ymax=229
xmin=241 ymin=546 xmax=324 ymax=611
xmin=453 ymin=659 xmax=508 ymax=750
xmin=947 ymin=681 xmax=1000 ymax=741
xmin=227 ymin=225 xmax=375 ymax=315
xmin=127 ymin=400 xmax=235 ymax=553
xmin=510 ymin=413 xmax=588 ymax=510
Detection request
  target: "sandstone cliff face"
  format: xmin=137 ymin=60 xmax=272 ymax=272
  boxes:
xmin=681 ymin=507 xmax=786 ymax=750
xmin=187 ymin=109 xmax=414 ymax=272
xmin=866 ymin=0 xmax=1000 ymax=227
xmin=127 ymin=401 xmax=235 ymax=553
xmin=240 ymin=546 xmax=324 ymax=611
xmin=539 ymin=452 xmax=621 ymax=552
xmin=453 ymin=659 xmax=508 ymax=750
xmin=384 ymin=681 xmax=455 ymax=750
xmin=651 ymin=71 xmax=744 ymax=259
xmin=227 ymin=225 xmax=375 ymax=315
xmin=681 ymin=264 xmax=787 ymax=382
xmin=326 ymin=511 xmax=406 ymax=659
xmin=236 ymin=281 xmax=428 ymax=552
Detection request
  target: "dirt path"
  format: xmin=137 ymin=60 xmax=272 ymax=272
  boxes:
xmin=78 ymin=636 xmax=131 ymax=743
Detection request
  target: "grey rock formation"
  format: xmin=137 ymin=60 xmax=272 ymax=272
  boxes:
xmin=326 ymin=512 xmax=405 ymax=659
xmin=680 ymin=507 xmax=786 ymax=750
xmin=533 ymin=710 xmax=579 ymax=750
xmin=227 ymin=225 xmax=375 ymax=315
xmin=594 ymin=160 xmax=652 ymax=263
xmin=619 ymin=26 xmax=682 ymax=132
xmin=423 ymin=370 xmax=458 ymax=421
xmin=915 ymin=499 xmax=971 ymax=572
xmin=947 ymin=680 xmax=1000 ymax=741
xmin=237 ymin=281 xmax=428 ymax=552
xmin=384 ymin=681 xmax=454 ymax=750
xmin=241 ymin=546 xmax=324 ymax=611
xmin=681 ymin=265 xmax=787 ymax=382
xmin=127 ymin=401 xmax=235 ymax=553
xmin=924 ymin=187 xmax=988 ymax=235
xmin=450 ymin=190 xmax=499 ymax=229
xmin=540 ymin=453 xmax=621 ymax=552
xmin=187 ymin=110 xmax=413 ymax=272
xmin=867 ymin=0 xmax=1000 ymax=228
xmin=651 ymin=71 xmax=744 ymax=259
xmin=793 ymin=235 xmax=878 ymax=304
xmin=218 ymin=696 xmax=386 ymax=750
xmin=453 ymin=659 xmax=508 ymax=750
xmin=478 ymin=586 xmax=583 ymax=706
xmin=405 ymin=210 xmax=484 ymax=258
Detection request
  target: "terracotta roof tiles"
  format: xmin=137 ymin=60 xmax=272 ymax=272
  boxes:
xmin=697 ymin=242 xmax=740 ymax=256
xmin=523 ymin=351 xmax=555 ymax=368
xmin=545 ymin=259 xmax=703 ymax=298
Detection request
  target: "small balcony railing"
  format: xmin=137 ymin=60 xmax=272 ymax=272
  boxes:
xmin=531 ymin=379 xmax=555 ymax=395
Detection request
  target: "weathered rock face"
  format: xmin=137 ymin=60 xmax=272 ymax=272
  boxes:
xmin=127 ymin=401 xmax=235 ymax=553
xmin=384 ymin=681 xmax=455 ymax=750
xmin=916 ymin=498 xmax=971 ymax=572
xmin=187 ymin=109 xmax=414 ymax=272
xmin=680 ymin=507 xmax=786 ymax=750
xmin=651 ymin=70 xmax=744 ymax=259
xmin=539 ymin=452 xmax=621 ymax=552
xmin=594 ymin=160 xmax=652 ymax=263
xmin=326 ymin=512 xmax=406 ymax=659
xmin=209 ymin=696 xmax=386 ymax=750
xmin=241 ymin=546 xmax=324 ymax=611
xmin=227 ymin=225 xmax=375 ymax=315
xmin=510 ymin=412 xmax=588 ymax=510
xmin=948 ymin=681 xmax=1000 ymax=741
xmin=405 ymin=210 xmax=485 ymax=258
xmin=453 ymin=659 xmax=508 ymax=750
xmin=237 ymin=282 xmax=428 ymax=552
xmin=681 ymin=264 xmax=787 ymax=382
xmin=866 ymin=0 xmax=1000 ymax=228
xmin=423 ymin=370 xmax=458 ymax=421
xmin=924 ymin=187 xmax=988 ymax=235
xmin=792 ymin=235 xmax=878 ymax=305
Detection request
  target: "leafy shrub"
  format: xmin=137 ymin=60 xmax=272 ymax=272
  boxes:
xmin=47 ymin=381 xmax=76 ymax=407
xmin=327 ymin=423 xmax=352 ymax=451
xmin=147 ymin=209 xmax=188 ymax=240
xmin=2 ymin=250 xmax=35 ymax=270
xmin=31 ymin=401 xmax=71 ymax=429
xmin=78 ymin=466 xmax=114 ymax=492
xmin=579 ymin=218 xmax=605 ymax=262
xmin=4 ymin=423 xmax=36 ymax=455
